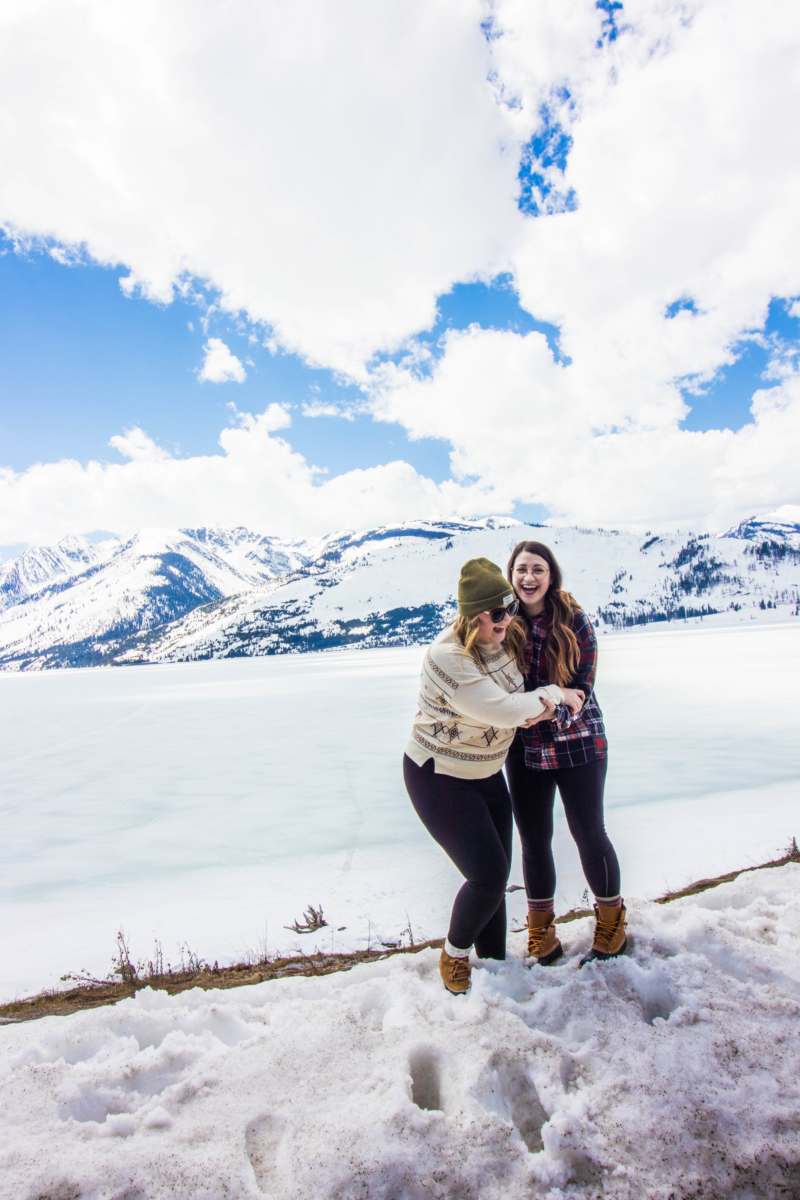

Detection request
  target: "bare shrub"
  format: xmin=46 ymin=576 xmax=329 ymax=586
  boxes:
xmin=285 ymin=904 xmax=328 ymax=934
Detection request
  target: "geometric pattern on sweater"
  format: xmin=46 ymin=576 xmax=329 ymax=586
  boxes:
xmin=406 ymin=625 xmax=562 ymax=779
xmin=412 ymin=729 xmax=509 ymax=764
xmin=431 ymin=720 xmax=461 ymax=742
xmin=518 ymin=607 xmax=608 ymax=771
xmin=426 ymin=651 xmax=459 ymax=691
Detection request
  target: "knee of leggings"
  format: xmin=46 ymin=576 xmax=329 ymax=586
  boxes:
xmin=466 ymin=878 xmax=508 ymax=901
xmin=576 ymin=836 xmax=613 ymax=866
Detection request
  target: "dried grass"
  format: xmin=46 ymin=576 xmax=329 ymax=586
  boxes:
xmin=0 ymin=938 xmax=446 ymax=1024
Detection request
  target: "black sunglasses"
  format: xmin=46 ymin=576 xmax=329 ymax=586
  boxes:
xmin=487 ymin=599 xmax=519 ymax=623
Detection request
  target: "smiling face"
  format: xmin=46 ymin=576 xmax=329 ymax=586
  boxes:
xmin=511 ymin=551 xmax=551 ymax=615
xmin=475 ymin=605 xmax=514 ymax=644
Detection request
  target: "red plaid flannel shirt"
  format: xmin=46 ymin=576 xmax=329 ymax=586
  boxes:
xmin=517 ymin=607 xmax=607 ymax=770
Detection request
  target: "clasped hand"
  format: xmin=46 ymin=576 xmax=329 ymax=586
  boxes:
xmin=519 ymin=688 xmax=585 ymax=728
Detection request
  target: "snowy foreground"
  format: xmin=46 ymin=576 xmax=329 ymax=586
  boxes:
xmin=1 ymin=622 xmax=800 ymax=1001
xmin=1 ymin=864 xmax=800 ymax=1199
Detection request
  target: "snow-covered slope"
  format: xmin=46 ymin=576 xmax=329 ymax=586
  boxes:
xmin=0 ymin=519 xmax=516 ymax=669
xmin=117 ymin=517 xmax=800 ymax=665
xmin=1 ymin=516 xmax=799 ymax=669
xmin=722 ymin=511 xmax=800 ymax=550
xmin=1 ymin=863 xmax=799 ymax=1199
xmin=0 ymin=526 xmax=314 ymax=668
xmin=0 ymin=534 xmax=119 ymax=613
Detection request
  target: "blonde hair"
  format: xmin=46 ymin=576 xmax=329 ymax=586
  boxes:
xmin=452 ymin=613 xmax=528 ymax=672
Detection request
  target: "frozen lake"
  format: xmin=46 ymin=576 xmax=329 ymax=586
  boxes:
xmin=2 ymin=621 xmax=799 ymax=1000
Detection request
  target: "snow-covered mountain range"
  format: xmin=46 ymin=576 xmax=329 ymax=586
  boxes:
xmin=1 ymin=515 xmax=799 ymax=670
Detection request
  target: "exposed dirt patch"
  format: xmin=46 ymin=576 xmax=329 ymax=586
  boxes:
xmin=651 ymin=838 xmax=800 ymax=904
xmin=0 ymin=941 xmax=444 ymax=1024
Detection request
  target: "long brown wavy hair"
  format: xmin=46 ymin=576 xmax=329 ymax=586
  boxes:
xmin=452 ymin=613 xmax=528 ymax=673
xmin=506 ymin=541 xmax=580 ymax=686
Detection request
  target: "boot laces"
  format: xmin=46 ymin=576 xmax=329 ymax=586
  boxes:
xmin=528 ymin=924 xmax=552 ymax=955
xmin=450 ymin=955 xmax=470 ymax=983
xmin=594 ymin=911 xmax=623 ymax=951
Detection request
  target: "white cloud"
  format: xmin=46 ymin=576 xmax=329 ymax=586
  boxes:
xmin=1 ymin=0 xmax=800 ymax=537
xmin=0 ymin=0 xmax=522 ymax=378
xmin=3 ymin=370 xmax=796 ymax=546
xmin=108 ymin=427 xmax=172 ymax=462
xmin=302 ymin=402 xmax=355 ymax=421
xmin=371 ymin=325 xmax=800 ymax=530
xmin=2 ymin=369 xmax=798 ymax=546
xmin=363 ymin=0 xmax=800 ymax=529
xmin=197 ymin=338 xmax=246 ymax=384
xmin=0 ymin=407 xmax=496 ymax=545
xmin=230 ymin=403 xmax=293 ymax=434
xmin=502 ymin=0 xmax=800 ymax=377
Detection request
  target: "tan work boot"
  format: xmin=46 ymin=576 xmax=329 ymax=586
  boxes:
xmin=439 ymin=948 xmax=471 ymax=994
xmin=526 ymin=911 xmax=563 ymax=966
xmin=580 ymin=902 xmax=627 ymax=967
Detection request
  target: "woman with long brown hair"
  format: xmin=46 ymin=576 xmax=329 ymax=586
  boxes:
xmin=402 ymin=557 xmax=584 ymax=995
xmin=505 ymin=541 xmax=627 ymax=968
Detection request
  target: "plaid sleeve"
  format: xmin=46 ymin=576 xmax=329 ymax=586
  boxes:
xmin=568 ymin=609 xmax=598 ymax=698
xmin=552 ymin=610 xmax=598 ymax=730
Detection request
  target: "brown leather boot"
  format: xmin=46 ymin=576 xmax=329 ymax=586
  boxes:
xmin=526 ymin=911 xmax=563 ymax=966
xmin=439 ymin=948 xmax=471 ymax=994
xmin=580 ymin=902 xmax=627 ymax=967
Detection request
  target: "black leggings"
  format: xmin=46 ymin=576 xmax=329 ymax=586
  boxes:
xmin=505 ymin=742 xmax=620 ymax=901
xmin=403 ymin=755 xmax=512 ymax=959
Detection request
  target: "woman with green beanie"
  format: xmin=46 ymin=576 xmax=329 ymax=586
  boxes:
xmin=403 ymin=557 xmax=584 ymax=995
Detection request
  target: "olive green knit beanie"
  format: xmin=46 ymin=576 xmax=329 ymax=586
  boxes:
xmin=457 ymin=558 xmax=516 ymax=618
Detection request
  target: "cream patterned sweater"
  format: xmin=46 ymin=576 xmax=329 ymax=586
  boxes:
xmin=405 ymin=625 xmax=565 ymax=779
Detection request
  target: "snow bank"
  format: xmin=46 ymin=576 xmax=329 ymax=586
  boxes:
xmin=2 ymin=864 xmax=799 ymax=1199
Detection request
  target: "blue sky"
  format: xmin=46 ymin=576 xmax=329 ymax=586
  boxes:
xmin=1 ymin=242 xmax=539 ymax=482
xmin=0 ymin=243 xmax=568 ymax=544
xmin=679 ymin=299 xmax=800 ymax=432
xmin=0 ymin=239 xmax=445 ymax=481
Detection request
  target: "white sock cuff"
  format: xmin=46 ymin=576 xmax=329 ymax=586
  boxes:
xmin=594 ymin=894 xmax=623 ymax=905
xmin=444 ymin=938 xmax=471 ymax=958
